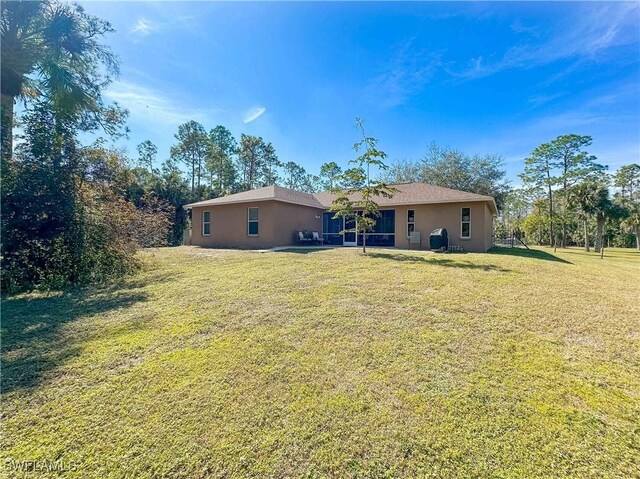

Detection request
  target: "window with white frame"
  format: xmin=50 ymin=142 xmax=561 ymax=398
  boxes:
xmin=248 ymin=207 xmax=259 ymax=236
xmin=202 ymin=211 xmax=211 ymax=236
xmin=407 ymin=209 xmax=415 ymax=237
xmin=461 ymin=207 xmax=471 ymax=238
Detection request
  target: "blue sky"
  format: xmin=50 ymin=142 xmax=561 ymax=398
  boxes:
xmin=80 ymin=1 xmax=640 ymax=184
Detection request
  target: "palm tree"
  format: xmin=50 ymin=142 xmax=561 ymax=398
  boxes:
xmin=621 ymin=202 xmax=640 ymax=251
xmin=593 ymin=186 xmax=614 ymax=253
xmin=1 ymin=0 xmax=117 ymax=160
xmin=568 ymin=182 xmax=603 ymax=252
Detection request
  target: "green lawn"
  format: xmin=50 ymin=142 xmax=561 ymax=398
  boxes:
xmin=2 ymin=246 xmax=639 ymax=478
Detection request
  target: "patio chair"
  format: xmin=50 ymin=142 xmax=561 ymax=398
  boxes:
xmin=311 ymin=231 xmax=325 ymax=245
xmin=297 ymin=231 xmax=312 ymax=245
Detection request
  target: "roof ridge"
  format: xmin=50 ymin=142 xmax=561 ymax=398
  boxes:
xmin=314 ymin=181 xmax=491 ymax=197
xmin=185 ymin=181 xmax=496 ymax=212
xmin=274 ymin=184 xmax=313 ymax=195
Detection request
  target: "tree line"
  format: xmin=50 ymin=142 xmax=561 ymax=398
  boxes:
xmin=499 ymin=135 xmax=639 ymax=251
xmin=156 ymin=120 xmax=368 ymax=199
xmin=2 ymin=1 xmax=637 ymax=292
xmin=377 ymin=143 xmax=511 ymax=209
xmin=370 ymin=134 xmax=640 ymax=252
xmin=0 ymin=0 xmax=362 ymax=292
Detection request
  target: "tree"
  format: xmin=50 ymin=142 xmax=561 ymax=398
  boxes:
xmin=613 ymin=164 xmax=640 ymax=200
xmin=620 ymin=202 xmax=640 ymax=251
xmin=156 ymin=157 xmax=191 ymax=245
xmin=599 ymin=201 xmax=628 ymax=254
xmin=260 ymin=142 xmax=280 ymax=187
xmin=282 ymin=161 xmax=310 ymax=190
xmin=1 ymin=0 xmax=120 ymax=162
xmin=340 ymin=167 xmax=366 ymax=189
xmin=209 ymin=125 xmax=237 ymax=159
xmin=568 ymin=182 xmax=605 ymax=252
xmin=379 ymin=158 xmax=421 ymax=184
xmin=421 ymin=144 xmax=510 ymax=207
xmin=137 ymin=140 xmax=157 ymax=172
xmin=170 ymin=121 xmax=209 ymax=193
xmin=281 ymin=161 xmax=316 ymax=193
xmin=499 ymin=189 xmax=531 ymax=238
xmin=207 ymin=125 xmax=237 ymax=195
xmin=549 ymin=135 xmax=606 ymax=247
xmin=591 ymin=185 xmax=613 ymax=253
xmin=520 ymin=143 xmax=559 ymax=247
xmin=318 ymin=162 xmax=342 ymax=190
xmin=2 ymin=100 xmax=144 ymax=291
xmin=521 ymin=210 xmax=549 ymax=246
xmin=329 ymin=118 xmax=397 ymax=254
xmin=381 ymin=143 xmax=511 ymax=209
xmin=237 ymin=134 xmax=264 ymax=191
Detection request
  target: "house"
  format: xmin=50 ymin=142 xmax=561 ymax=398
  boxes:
xmin=184 ymin=182 xmax=497 ymax=252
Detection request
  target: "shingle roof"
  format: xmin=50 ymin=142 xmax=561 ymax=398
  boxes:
xmin=186 ymin=182 xmax=497 ymax=213
xmin=185 ymin=185 xmax=325 ymax=209
xmin=313 ymin=182 xmax=497 ymax=212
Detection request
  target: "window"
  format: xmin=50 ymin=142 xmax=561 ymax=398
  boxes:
xmin=202 ymin=211 xmax=211 ymax=236
xmin=407 ymin=209 xmax=415 ymax=237
xmin=248 ymin=207 xmax=259 ymax=236
xmin=461 ymin=207 xmax=471 ymax=239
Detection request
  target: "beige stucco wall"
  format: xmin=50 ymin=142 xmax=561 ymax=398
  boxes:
xmin=190 ymin=199 xmax=494 ymax=252
xmin=190 ymin=200 xmax=323 ymax=249
xmin=393 ymin=201 xmax=493 ymax=252
xmin=270 ymin=201 xmax=323 ymax=246
xmin=484 ymin=203 xmax=494 ymax=250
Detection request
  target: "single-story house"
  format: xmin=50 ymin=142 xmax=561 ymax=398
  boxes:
xmin=185 ymin=182 xmax=497 ymax=252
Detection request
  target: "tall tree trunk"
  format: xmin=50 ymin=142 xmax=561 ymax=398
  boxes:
xmin=197 ymin=155 xmax=201 ymax=188
xmin=191 ymin=161 xmax=195 ymax=192
xmin=547 ymin=183 xmax=554 ymax=248
xmin=537 ymin=206 xmax=542 ymax=245
xmin=1 ymin=93 xmax=14 ymax=163
xmin=561 ymin=158 xmax=568 ymax=248
xmin=595 ymin=213 xmax=604 ymax=253
xmin=583 ymin=218 xmax=590 ymax=252
xmin=362 ymin=227 xmax=367 ymax=253
xmin=635 ymin=225 xmax=640 ymax=251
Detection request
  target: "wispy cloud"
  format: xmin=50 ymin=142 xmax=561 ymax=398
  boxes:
xmin=105 ymin=80 xmax=220 ymax=129
xmin=243 ymin=106 xmax=266 ymax=124
xmin=527 ymin=92 xmax=565 ymax=108
xmin=467 ymin=86 xmax=639 ymax=180
xmin=510 ymin=20 xmax=539 ymax=36
xmin=454 ymin=2 xmax=639 ymax=80
xmin=365 ymin=38 xmax=442 ymax=109
xmin=130 ymin=15 xmax=195 ymax=37
xmin=131 ymin=18 xmax=155 ymax=36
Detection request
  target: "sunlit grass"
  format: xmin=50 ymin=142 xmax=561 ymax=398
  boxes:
xmin=2 ymin=246 xmax=639 ymax=478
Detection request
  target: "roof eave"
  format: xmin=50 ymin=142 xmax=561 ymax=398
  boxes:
xmin=316 ymin=197 xmax=497 ymax=209
xmin=185 ymin=197 xmax=324 ymax=209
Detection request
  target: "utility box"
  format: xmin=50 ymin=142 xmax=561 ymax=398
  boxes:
xmin=408 ymin=231 xmax=421 ymax=249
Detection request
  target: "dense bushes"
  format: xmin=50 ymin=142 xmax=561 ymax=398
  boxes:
xmin=0 ymin=2 xmax=185 ymax=294
xmin=1 ymin=107 xmax=173 ymax=293
xmin=2 ymin=164 xmax=173 ymax=293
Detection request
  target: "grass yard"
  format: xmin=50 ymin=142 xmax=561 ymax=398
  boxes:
xmin=2 ymin=246 xmax=639 ymax=478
